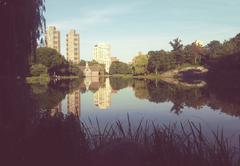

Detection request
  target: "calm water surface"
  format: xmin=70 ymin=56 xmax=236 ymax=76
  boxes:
xmin=44 ymin=77 xmax=240 ymax=142
xmin=1 ymin=76 xmax=240 ymax=165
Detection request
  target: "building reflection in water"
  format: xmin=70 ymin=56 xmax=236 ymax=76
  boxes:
xmin=93 ymin=78 xmax=112 ymax=110
xmin=50 ymin=89 xmax=81 ymax=117
xmin=51 ymin=77 xmax=114 ymax=115
xmin=67 ymin=89 xmax=81 ymax=116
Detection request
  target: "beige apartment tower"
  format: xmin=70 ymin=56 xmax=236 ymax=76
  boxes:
xmin=45 ymin=26 xmax=61 ymax=53
xmin=66 ymin=29 xmax=80 ymax=64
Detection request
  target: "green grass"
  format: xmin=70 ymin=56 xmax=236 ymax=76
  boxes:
xmin=26 ymin=75 xmax=50 ymax=84
xmin=54 ymin=75 xmax=80 ymax=79
xmin=110 ymin=74 xmax=164 ymax=80
xmin=111 ymin=64 xmax=204 ymax=80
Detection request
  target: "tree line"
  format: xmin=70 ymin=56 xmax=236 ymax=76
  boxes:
xmin=30 ymin=47 xmax=82 ymax=77
xmin=109 ymin=33 xmax=240 ymax=76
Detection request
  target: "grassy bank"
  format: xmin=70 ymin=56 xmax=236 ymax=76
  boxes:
xmin=53 ymin=75 xmax=80 ymax=80
xmin=26 ymin=75 xmax=82 ymax=84
xmin=111 ymin=64 xmax=206 ymax=81
xmin=26 ymin=75 xmax=50 ymax=84
xmin=110 ymin=74 xmax=164 ymax=80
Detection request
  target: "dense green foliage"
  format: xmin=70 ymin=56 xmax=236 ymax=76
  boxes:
xmin=204 ymin=33 xmax=240 ymax=87
xmin=35 ymin=47 xmax=66 ymax=70
xmin=109 ymin=61 xmax=132 ymax=75
xmin=30 ymin=47 xmax=82 ymax=77
xmin=30 ymin=64 xmax=48 ymax=77
xmin=146 ymin=39 xmax=205 ymax=74
xmin=34 ymin=47 xmax=67 ymax=75
xmin=0 ymin=0 xmax=45 ymax=77
xmin=170 ymin=38 xmax=185 ymax=65
xmin=68 ymin=64 xmax=83 ymax=76
xmin=147 ymin=50 xmax=175 ymax=74
xmin=129 ymin=33 xmax=240 ymax=76
xmin=132 ymin=54 xmax=148 ymax=75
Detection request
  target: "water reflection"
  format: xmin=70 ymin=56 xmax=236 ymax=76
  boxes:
xmin=93 ymin=78 xmax=112 ymax=109
xmin=1 ymin=78 xmax=240 ymax=165
xmin=51 ymin=102 xmax=62 ymax=116
xmin=67 ymin=89 xmax=81 ymax=116
xmin=26 ymin=76 xmax=240 ymax=121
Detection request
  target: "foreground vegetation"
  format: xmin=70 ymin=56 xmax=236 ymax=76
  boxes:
xmin=2 ymin=75 xmax=240 ymax=166
xmin=1 ymin=111 xmax=239 ymax=166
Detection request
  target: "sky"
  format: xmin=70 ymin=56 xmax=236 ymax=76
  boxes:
xmin=45 ymin=0 xmax=240 ymax=62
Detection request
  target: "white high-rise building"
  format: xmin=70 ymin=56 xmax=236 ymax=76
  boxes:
xmin=66 ymin=29 xmax=80 ymax=64
xmin=93 ymin=43 xmax=112 ymax=73
xmin=45 ymin=26 xmax=61 ymax=53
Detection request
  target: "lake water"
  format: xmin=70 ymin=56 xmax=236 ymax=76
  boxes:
xmin=1 ymin=76 xmax=240 ymax=165
xmin=42 ymin=77 xmax=240 ymax=143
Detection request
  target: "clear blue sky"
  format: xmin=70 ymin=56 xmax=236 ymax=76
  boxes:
xmin=45 ymin=0 xmax=240 ymax=62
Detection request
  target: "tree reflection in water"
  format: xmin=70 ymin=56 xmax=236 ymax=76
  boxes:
xmin=1 ymin=78 xmax=240 ymax=166
xmin=109 ymin=77 xmax=240 ymax=116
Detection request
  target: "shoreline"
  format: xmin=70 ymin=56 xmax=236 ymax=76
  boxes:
xmin=110 ymin=66 xmax=208 ymax=88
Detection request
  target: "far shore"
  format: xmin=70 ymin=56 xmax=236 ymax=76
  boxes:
xmin=110 ymin=66 xmax=208 ymax=88
xmin=25 ymin=66 xmax=208 ymax=88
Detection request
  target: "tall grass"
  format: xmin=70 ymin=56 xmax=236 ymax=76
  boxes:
xmin=3 ymin=112 xmax=239 ymax=166
xmin=81 ymin=114 xmax=240 ymax=166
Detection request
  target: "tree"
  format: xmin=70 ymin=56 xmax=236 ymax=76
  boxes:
xmin=132 ymin=54 xmax=148 ymax=75
xmin=79 ymin=60 xmax=86 ymax=66
xmin=88 ymin=60 xmax=99 ymax=66
xmin=147 ymin=51 xmax=161 ymax=74
xmin=170 ymin=38 xmax=183 ymax=52
xmin=35 ymin=47 xmax=66 ymax=68
xmin=147 ymin=50 xmax=173 ymax=74
xmin=206 ymin=40 xmax=222 ymax=58
xmin=34 ymin=47 xmax=67 ymax=75
xmin=170 ymin=38 xmax=184 ymax=65
xmin=88 ymin=60 xmax=106 ymax=74
xmin=0 ymin=0 xmax=45 ymax=77
xmin=109 ymin=61 xmax=132 ymax=75
xmin=30 ymin=64 xmax=48 ymax=77
xmin=68 ymin=64 xmax=83 ymax=77
xmin=184 ymin=43 xmax=205 ymax=65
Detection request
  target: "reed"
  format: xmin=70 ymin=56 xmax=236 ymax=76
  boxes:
xmin=81 ymin=115 xmax=240 ymax=166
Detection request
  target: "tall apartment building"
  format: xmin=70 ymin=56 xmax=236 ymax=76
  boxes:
xmin=45 ymin=26 xmax=61 ymax=53
xmin=93 ymin=43 xmax=112 ymax=73
xmin=66 ymin=29 xmax=80 ymax=64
